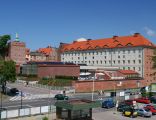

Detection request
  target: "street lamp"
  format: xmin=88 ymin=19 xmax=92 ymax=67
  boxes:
xmin=20 ymin=91 xmax=23 ymax=109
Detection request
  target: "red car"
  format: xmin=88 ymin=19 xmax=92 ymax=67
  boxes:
xmin=124 ymin=100 xmax=134 ymax=105
xmin=144 ymin=105 xmax=156 ymax=115
xmin=134 ymin=97 xmax=150 ymax=104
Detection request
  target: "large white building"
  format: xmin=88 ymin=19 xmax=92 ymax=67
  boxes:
xmin=59 ymin=33 xmax=156 ymax=86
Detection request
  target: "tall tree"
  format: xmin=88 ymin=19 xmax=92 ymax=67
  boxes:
xmin=0 ymin=60 xmax=16 ymax=93
xmin=0 ymin=35 xmax=11 ymax=59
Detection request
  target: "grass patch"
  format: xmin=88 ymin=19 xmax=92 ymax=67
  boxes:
xmin=38 ymin=78 xmax=74 ymax=86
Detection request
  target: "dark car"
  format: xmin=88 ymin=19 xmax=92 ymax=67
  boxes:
xmin=150 ymin=96 xmax=156 ymax=103
xmin=102 ymin=100 xmax=115 ymax=108
xmin=117 ymin=103 xmax=133 ymax=112
xmin=9 ymin=88 xmax=19 ymax=95
xmin=54 ymin=94 xmax=69 ymax=100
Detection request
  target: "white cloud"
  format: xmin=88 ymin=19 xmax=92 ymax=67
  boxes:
xmin=144 ymin=27 xmax=156 ymax=37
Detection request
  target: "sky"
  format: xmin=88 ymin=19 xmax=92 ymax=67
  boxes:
xmin=0 ymin=0 xmax=156 ymax=50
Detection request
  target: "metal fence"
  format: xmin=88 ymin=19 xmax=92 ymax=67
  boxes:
xmin=16 ymin=80 xmax=75 ymax=94
xmin=0 ymin=105 xmax=56 ymax=119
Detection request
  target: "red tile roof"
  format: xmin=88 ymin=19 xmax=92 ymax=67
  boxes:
xmin=118 ymin=70 xmax=138 ymax=74
xmin=61 ymin=33 xmax=155 ymax=52
xmin=38 ymin=48 xmax=52 ymax=55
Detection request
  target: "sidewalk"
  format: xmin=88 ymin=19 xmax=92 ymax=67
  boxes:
xmin=9 ymin=113 xmax=56 ymax=120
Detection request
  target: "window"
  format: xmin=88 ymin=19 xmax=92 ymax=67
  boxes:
xmin=96 ymin=61 xmax=98 ymax=64
xmin=118 ymin=60 xmax=120 ymax=64
xmin=92 ymin=61 xmax=94 ymax=64
xmin=139 ymin=60 xmax=141 ymax=64
xmin=113 ymin=60 xmax=115 ymax=64
xmin=123 ymin=60 xmax=125 ymax=64
xmin=92 ymin=52 xmax=94 ymax=55
xmin=105 ymin=56 xmax=106 ymax=59
xmin=123 ymin=55 xmax=125 ymax=58
xmin=92 ymin=57 xmax=94 ymax=59
xmin=123 ymin=50 xmax=125 ymax=54
xmin=85 ymin=57 xmax=87 ymax=59
xmin=105 ymin=61 xmax=107 ymax=64
xmin=138 ymin=55 xmax=141 ymax=58
xmin=78 ymin=57 xmax=80 ymax=59
xmin=89 ymin=61 xmax=90 ymax=64
xmin=118 ymin=56 xmax=120 ymax=58
xmin=133 ymin=60 xmax=135 ymax=64
xmin=100 ymin=60 xmax=102 ymax=64
xmin=133 ymin=67 xmax=135 ymax=70
xmin=128 ymin=60 xmax=130 ymax=64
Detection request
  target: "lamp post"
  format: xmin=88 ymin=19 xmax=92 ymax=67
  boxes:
xmin=20 ymin=91 xmax=23 ymax=109
xmin=91 ymin=78 xmax=95 ymax=101
xmin=91 ymin=73 xmax=96 ymax=101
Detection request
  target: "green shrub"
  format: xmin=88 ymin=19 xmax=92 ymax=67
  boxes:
xmin=42 ymin=116 xmax=48 ymax=120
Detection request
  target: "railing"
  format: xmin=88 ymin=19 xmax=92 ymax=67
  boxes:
xmin=0 ymin=105 xmax=56 ymax=119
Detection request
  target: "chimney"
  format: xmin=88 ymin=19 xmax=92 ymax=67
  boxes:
xmin=113 ymin=36 xmax=118 ymax=39
xmin=133 ymin=33 xmax=140 ymax=37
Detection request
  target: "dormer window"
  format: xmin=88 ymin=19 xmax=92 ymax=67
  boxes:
xmin=103 ymin=45 xmax=109 ymax=48
xmin=95 ymin=46 xmax=100 ymax=49
xmin=116 ymin=44 xmax=123 ymax=47
xmin=87 ymin=46 xmax=92 ymax=49
xmin=77 ymin=47 xmax=81 ymax=50
xmin=126 ymin=43 xmax=133 ymax=46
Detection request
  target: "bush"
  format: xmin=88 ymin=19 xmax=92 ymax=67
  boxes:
xmin=42 ymin=116 xmax=48 ymax=120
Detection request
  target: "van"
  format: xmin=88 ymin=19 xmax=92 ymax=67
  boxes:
xmin=102 ymin=100 xmax=115 ymax=108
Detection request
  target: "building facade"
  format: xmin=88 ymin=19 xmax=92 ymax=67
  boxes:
xmin=8 ymin=41 xmax=26 ymax=65
xmin=59 ymin=33 xmax=156 ymax=86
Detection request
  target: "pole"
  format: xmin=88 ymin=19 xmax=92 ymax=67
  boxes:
xmin=0 ymin=90 xmax=2 ymax=120
xmin=21 ymin=91 xmax=23 ymax=109
xmin=92 ymin=76 xmax=95 ymax=101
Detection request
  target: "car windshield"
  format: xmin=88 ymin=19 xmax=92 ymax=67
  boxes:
xmin=144 ymin=109 xmax=150 ymax=112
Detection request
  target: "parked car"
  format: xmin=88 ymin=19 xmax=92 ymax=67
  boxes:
xmin=9 ymin=88 xmax=19 ymax=95
xmin=102 ymin=100 xmax=115 ymax=108
xmin=117 ymin=103 xmax=133 ymax=112
xmin=150 ymin=96 xmax=156 ymax=103
xmin=136 ymin=108 xmax=152 ymax=117
xmin=134 ymin=97 xmax=150 ymax=104
xmin=144 ymin=104 xmax=156 ymax=115
xmin=122 ymin=108 xmax=138 ymax=118
xmin=124 ymin=100 xmax=134 ymax=105
xmin=54 ymin=94 xmax=69 ymax=100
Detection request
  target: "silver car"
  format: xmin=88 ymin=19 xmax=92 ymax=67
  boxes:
xmin=137 ymin=108 xmax=152 ymax=117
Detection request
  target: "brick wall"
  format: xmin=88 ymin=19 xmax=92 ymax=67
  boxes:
xmin=72 ymin=79 xmax=144 ymax=92
xmin=38 ymin=64 xmax=80 ymax=78
xmin=144 ymin=48 xmax=156 ymax=86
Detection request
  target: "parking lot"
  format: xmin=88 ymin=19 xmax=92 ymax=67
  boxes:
xmin=93 ymin=108 xmax=156 ymax=120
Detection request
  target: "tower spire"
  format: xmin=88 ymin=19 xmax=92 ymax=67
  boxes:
xmin=15 ymin=33 xmax=19 ymax=42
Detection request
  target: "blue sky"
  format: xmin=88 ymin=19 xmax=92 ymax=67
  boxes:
xmin=0 ymin=0 xmax=156 ymax=50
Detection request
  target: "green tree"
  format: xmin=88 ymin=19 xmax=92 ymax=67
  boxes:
xmin=0 ymin=35 xmax=11 ymax=59
xmin=0 ymin=60 xmax=16 ymax=93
